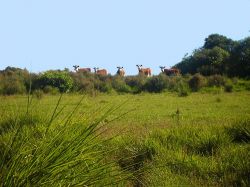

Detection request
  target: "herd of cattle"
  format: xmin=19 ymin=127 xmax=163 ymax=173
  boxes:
xmin=73 ymin=65 xmax=180 ymax=77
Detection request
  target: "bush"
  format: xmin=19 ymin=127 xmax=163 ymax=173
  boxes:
xmin=125 ymin=76 xmax=146 ymax=93
xmin=207 ymin=74 xmax=226 ymax=87
xmin=74 ymin=78 xmax=95 ymax=93
xmin=177 ymin=81 xmax=189 ymax=97
xmin=144 ymin=75 xmax=168 ymax=93
xmin=37 ymin=70 xmax=73 ymax=92
xmin=112 ymin=77 xmax=131 ymax=93
xmin=166 ymin=76 xmax=186 ymax=92
xmin=43 ymin=86 xmax=59 ymax=95
xmin=224 ymin=83 xmax=233 ymax=92
xmin=1 ymin=77 xmax=26 ymax=95
xmin=95 ymin=81 xmax=113 ymax=93
xmin=0 ymin=67 xmax=30 ymax=94
xmin=188 ymin=73 xmax=206 ymax=91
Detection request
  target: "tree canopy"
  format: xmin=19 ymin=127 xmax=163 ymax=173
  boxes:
xmin=175 ymin=34 xmax=250 ymax=78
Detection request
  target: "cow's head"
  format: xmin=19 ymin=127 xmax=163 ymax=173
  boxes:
xmin=136 ymin=65 xmax=143 ymax=70
xmin=93 ymin=67 xmax=99 ymax=73
xmin=159 ymin=66 xmax=165 ymax=73
xmin=73 ymin=65 xmax=79 ymax=71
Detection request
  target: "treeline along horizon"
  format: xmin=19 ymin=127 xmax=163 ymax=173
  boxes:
xmin=0 ymin=34 xmax=249 ymax=95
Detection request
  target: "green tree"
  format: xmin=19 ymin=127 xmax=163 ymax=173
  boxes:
xmin=229 ymin=37 xmax=250 ymax=77
xmin=203 ymin=34 xmax=237 ymax=52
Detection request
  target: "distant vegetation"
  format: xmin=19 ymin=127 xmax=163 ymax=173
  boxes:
xmin=175 ymin=34 xmax=250 ymax=78
xmin=0 ymin=66 xmax=249 ymax=96
xmin=0 ymin=34 xmax=249 ymax=96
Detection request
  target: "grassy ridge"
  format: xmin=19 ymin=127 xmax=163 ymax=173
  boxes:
xmin=0 ymin=92 xmax=250 ymax=186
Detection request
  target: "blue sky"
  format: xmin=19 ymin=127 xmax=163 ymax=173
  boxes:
xmin=0 ymin=0 xmax=249 ymax=75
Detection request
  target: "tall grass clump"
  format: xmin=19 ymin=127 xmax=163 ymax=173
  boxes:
xmin=219 ymin=145 xmax=250 ymax=186
xmin=155 ymin=126 xmax=228 ymax=156
xmin=113 ymin=136 xmax=157 ymax=186
xmin=225 ymin=119 xmax=250 ymax=143
xmin=0 ymin=96 xmax=127 ymax=186
xmin=176 ymin=81 xmax=189 ymax=97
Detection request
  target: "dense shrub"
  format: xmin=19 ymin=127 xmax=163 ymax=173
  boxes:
xmin=176 ymin=81 xmax=189 ymax=97
xmin=1 ymin=77 xmax=26 ymax=95
xmin=0 ymin=67 xmax=29 ymax=95
xmin=37 ymin=70 xmax=73 ymax=92
xmin=95 ymin=81 xmax=113 ymax=93
xmin=207 ymin=74 xmax=226 ymax=87
xmin=112 ymin=77 xmax=131 ymax=93
xmin=0 ymin=66 xmax=249 ymax=95
xmin=188 ymin=73 xmax=206 ymax=91
xmin=144 ymin=75 xmax=168 ymax=93
xmin=125 ymin=76 xmax=146 ymax=93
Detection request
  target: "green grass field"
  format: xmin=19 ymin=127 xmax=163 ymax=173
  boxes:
xmin=1 ymin=91 xmax=250 ymax=186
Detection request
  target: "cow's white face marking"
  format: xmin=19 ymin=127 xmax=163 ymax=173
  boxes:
xmin=93 ymin=67 xmax=99 ymax=73
xmin=159 ymin=66 xmax=165 ymax=73
xmin=73 ymin=65 xmax=79 ymax=72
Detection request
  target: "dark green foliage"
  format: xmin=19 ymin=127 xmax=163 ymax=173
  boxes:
xmin=188 ymin=73 xmax=206 ymax=91
xmin=175 ymin=34 xmax=250 ymax=78
xmin=229 ymin=37 xmax=250 ymax=78
xmin=203 ymin=34 xmax=237 ymax=51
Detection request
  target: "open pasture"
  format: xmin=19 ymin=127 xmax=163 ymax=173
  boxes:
xmin=0 ymin=92 xmax=250 ymax=186
xmin=1 ymin=92 xmax=249 ymax=133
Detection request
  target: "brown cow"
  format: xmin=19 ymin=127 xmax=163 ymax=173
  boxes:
xmin=73 ymin=65 xmax=91 ymax=73
xmin=93 ymin=67 xmax=108 ymax=75
xmin=159 ymin=66 xmax=180 ymax=76
xmin=116 ymin=66 xmax=125 ymax=76
xmin=136 ymin=65 xmax=151 ymax=77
